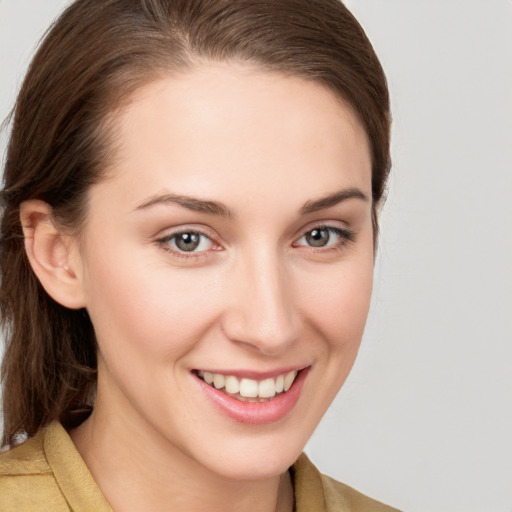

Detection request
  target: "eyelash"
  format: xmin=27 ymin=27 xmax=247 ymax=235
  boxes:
xmin=156 ymin=225 xmax=356 ymax=259
xmin=156 ymin=230 xmax=217 ymax=260
xmin=293 ymin=226 xmax=356 ymax=252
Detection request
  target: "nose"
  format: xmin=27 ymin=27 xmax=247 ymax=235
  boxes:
xmin=221 ymin=247 xmax=303 ymax=355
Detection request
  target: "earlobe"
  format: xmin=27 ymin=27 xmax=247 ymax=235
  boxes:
xmin=20 ymin=200 xmax=86 ymax=309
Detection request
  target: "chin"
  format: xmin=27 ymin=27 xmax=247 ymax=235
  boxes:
xmin=181 ymin=425 xmax=312 ymax=482
xmin=209 ymin=450 xmax=301 ymax=482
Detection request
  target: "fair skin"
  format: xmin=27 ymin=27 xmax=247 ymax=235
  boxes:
xmin=21 ymin=63 xmax=374 ymax=512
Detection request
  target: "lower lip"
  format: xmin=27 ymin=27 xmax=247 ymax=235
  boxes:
xmin=194 ymin=368 xmax=310 ymax=425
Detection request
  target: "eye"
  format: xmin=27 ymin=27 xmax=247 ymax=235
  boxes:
xmin=162 ymin=231 xmax=214 ymax=253
xmin=295 ymin=226 xmax=354 ymax=249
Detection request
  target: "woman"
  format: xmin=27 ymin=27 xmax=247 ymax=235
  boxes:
xmin=0 ymin=0 xmax=397 ymax=510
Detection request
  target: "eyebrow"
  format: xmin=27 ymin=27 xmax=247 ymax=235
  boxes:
xmin=134 ymin=193 xmax=233 ymax=217
xmin=299 ymin=187 xmax=369 ymax=215
xmin=134 ymin=187 xmax=368 ymax=217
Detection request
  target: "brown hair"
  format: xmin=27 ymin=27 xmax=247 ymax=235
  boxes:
xmin=0 ymin=0 xmax=390 ymax=447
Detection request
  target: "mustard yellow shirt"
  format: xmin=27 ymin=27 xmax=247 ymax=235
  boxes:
xmin=0 ymin=422 xmax=400 ymax=511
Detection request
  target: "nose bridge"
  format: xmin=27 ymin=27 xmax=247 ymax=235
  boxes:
xmin=224 ymin=244 xmax=301 ymax=353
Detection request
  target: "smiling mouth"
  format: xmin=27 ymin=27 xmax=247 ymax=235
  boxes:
xmin=194 ymin=369 xmax=300 ymax=402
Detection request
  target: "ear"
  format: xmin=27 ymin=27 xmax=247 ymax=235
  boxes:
xmin=20 ymin=200 xmax=86 ymax=309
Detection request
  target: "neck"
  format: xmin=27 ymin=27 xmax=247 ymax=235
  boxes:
xmin=70 ymin=405 xmax=294 ymax=512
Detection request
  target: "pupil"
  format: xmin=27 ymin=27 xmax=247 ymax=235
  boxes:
xmin=306 ymin=229 xmax=329 ymax=247
xmin=176 ymin=233 xmax=200 ymax=251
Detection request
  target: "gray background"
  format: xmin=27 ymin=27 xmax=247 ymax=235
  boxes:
xmin=1 ymin=1 xmax=511 ymax=511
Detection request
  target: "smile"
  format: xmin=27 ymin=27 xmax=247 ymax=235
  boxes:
xmin=196 ymin=370 xmax=298 ymax=402
xmin=193 ymin=367 xmax=310 ymax=424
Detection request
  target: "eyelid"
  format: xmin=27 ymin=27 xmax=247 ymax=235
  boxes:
xmin=293 ymin=224 xmax=356 ymax=249
xmin=170 ymin=231 xmax=213 ymax=251
xmin=155 ymin=225 xmax=223 ymax=258
xmin=155 ymin=223 xmax=219 ymax=243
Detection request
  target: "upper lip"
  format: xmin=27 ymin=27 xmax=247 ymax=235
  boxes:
xmin=193 ymin=365 xmax=309 ymax=380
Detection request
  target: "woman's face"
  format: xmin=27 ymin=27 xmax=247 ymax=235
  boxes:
xmin=74 ymin=63 xmax=374 ymax=480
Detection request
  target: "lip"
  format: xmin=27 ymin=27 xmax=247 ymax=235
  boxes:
xmin=193 ymin=366 xmax=310 ymax=425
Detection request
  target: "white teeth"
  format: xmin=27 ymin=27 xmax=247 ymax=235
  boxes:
xmin=225 ymin=375 xmax=240 ymax=394
xmin=213 ymin=373 xmax=225 ymax=389
xmin=275 ymin=375 xmax=284 ymax=393
xmin=283 ymin=371 xmax=297 ymax=392
xmin=240 ymin=378 xmax=258 ymax=398
xmin=197 ymin=369 xmax=300 ymax=399
xmin=258 ymin=378 xmax=276 ymax=398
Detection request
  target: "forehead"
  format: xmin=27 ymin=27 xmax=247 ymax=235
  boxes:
xmin=97 ymin=63 xmax=372 ymax=213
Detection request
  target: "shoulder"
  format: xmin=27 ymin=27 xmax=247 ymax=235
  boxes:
xmin=320 ymin=473 xmax=401 ymax=512
xmin=0 ymin=426 xmax=70 ymax=511
xmin=292 ymin=453 xmax=401 ymax=512
xmin=0 ymin=430 xmax=51 ymax=476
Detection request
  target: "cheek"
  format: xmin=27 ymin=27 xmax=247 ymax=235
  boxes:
xmin=81 ymin=245 xmax=222 ymax=363
xmin=292 ymin=254 xmax=374 ymax=431
xmin=300 ymin=258 xmax=373 ymax=341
